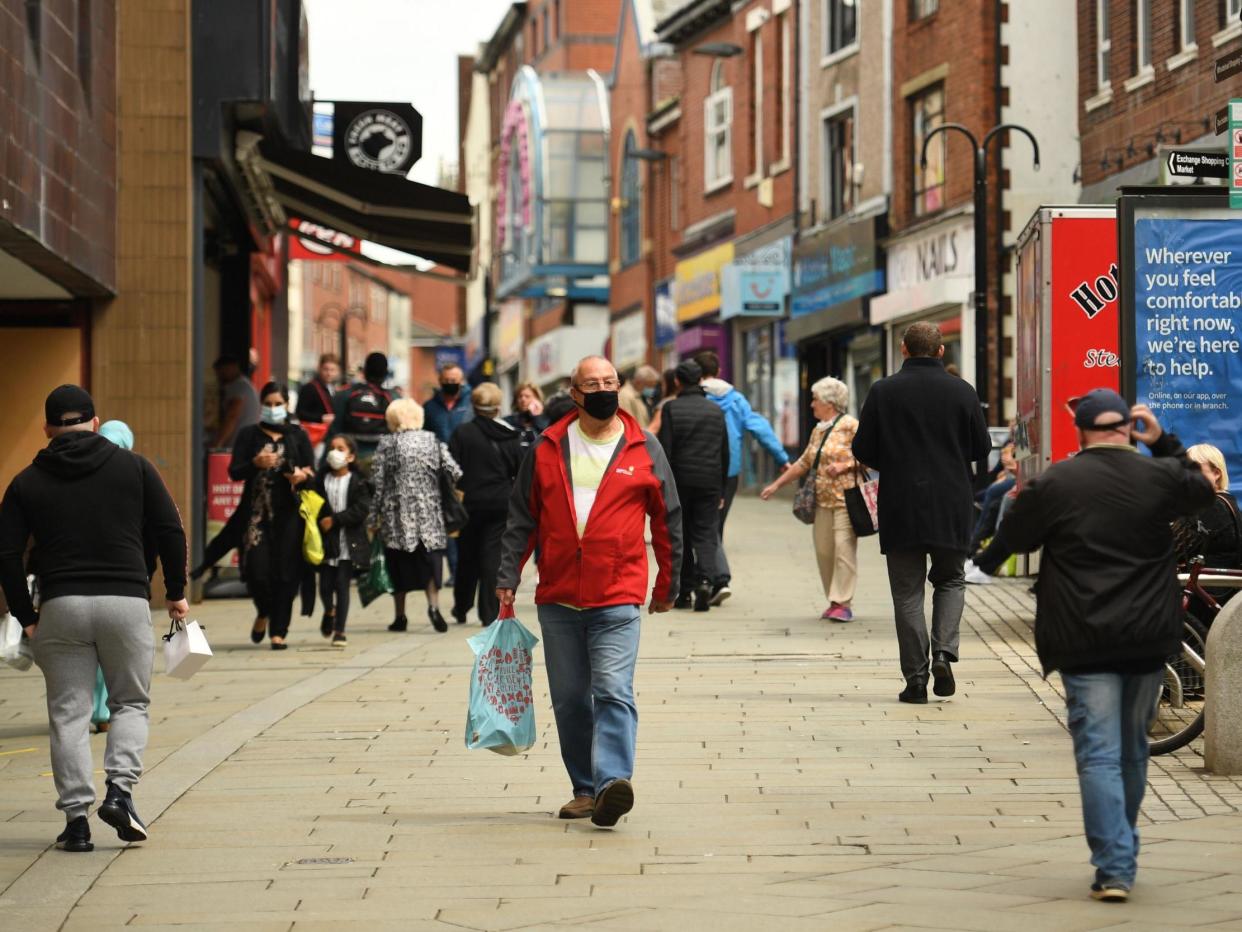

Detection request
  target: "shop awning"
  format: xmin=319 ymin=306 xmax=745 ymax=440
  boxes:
xmin=235 ymin=132 xmax=475 ymax=273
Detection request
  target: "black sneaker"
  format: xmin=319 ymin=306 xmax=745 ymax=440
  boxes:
xmin=331 ymin=633 xmax=347 ymax=648
xmin=320 ymin=613 xmax=334 ymax=638
xmin=428 ymin=606 xmax=448 ymax=633
xmin=387 ymin=615 xmax=408 ymax=632
xmin=693 ymin=585 xmax=711 ymax=612
xmin=708 ymin=584 xmax=732 ymax=606
xmin=97 ymin=784 xmax=148 ymax=843
xmin=55 ymin=815 xmax=93 ymax=852
xmin=673 ymin=594 xmax=693 ymax=610
xmin=898 ymin=680 xmax=928 ymax=704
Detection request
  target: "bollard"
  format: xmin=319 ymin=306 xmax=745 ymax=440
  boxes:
xmin=1204 ymin=596 xmax=1242 ymax=773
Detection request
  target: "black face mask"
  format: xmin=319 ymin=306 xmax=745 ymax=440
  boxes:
xmin=441 ymin=383 xmax=461 ymax=398
xmin=577 ymin=389 xmax=620 ymax=420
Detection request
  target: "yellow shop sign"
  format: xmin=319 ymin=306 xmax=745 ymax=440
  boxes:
xmin=673 ymin=242 xmax=734 ymax=322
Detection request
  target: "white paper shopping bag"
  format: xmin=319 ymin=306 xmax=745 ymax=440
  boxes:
xmin=162 ymin=620 xmax=212 ymax=679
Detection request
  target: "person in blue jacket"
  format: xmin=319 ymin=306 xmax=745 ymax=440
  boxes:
xmin=694 ymin=351 xmax=790 ymax=604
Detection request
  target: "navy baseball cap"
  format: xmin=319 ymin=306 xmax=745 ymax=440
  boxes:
xmin=674 ymin=360 xmax=702 ymax=385
xmin=1067 ymin=388 xmax=1130 ymax=430
xmin=44 ymin=384 xmax=96 ymax=427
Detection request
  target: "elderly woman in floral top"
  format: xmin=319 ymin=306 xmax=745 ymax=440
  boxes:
xmin=760 ymin=376 xmax=860 ymax=621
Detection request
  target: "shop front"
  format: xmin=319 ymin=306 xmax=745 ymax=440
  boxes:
xmin=524 ymin=305 xmax=610 ymax=395
xmin=870 ymin=212 xmax=974 ymax=385
xmin=672 ymin=241 xmax=733 ymax=378
xmin=609 ymin=308 xmax=648 ymax=376
xmin=494 ymin=298 xmax=526 ymax=408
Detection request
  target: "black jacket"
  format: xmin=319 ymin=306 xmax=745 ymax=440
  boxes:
xmin=1001 ymin=433 xmax=1215 ymax=675
xmin=295 ymin=378 xmax=335 ymax=424
xmin=0 ymin=432 xmax=188 ymax=625
xmin=314 ymin=469 xmax=373 ymax=567
xmin=449 ymin=416 xmax=523 ymax=514
xmin=656 ymin=386 xmax=729 ymax=493
xmin=228 ymin=423 xmax=314 ymax=485
xmin=852 ymin=358 xmax=991 ymax=554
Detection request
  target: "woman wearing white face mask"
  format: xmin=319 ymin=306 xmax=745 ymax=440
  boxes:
xmin=313 ymin=436 xmax=372 ymax=646
xmin=228 ymin=382 xmax=314 ymax=649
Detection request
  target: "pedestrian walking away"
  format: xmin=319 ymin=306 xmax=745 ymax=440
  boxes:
xmin=327 ymin=351 xmax=395 ymax=469
xmin=229 ymin=383 xmax=315 ymax=649
xmin=449 ymin=382 xmax=522 ymax=626
xmin=0 ymin=385 xmax=189 ymax=853
xmin=657 ymin=359 xmax=729 ymax=612
xmin=497 ymin=355 xmax=682 ymax=828
xmin=759 ymin=377 xmax=860 ymax=622
xmin=370 ymin=398 xmax=462 ymax=634
xmin=315 ymin=435 xmax=372 ymax=647
xmin=695 ymin=350 xmax=790 ymax=605
xmin=852 ymin=321 xmax=991 ymax=703
xmin=424 ymin=363 xmax=473 ymax=587
xmin=999 ymin=388 xmax=1214 ymax=902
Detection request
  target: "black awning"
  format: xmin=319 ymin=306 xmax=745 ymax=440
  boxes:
xmin=248 ymin=138 xmax=475 ymax=273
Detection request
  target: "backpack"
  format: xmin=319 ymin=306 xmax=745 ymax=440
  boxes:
xmin=343 ymin=383 xmax=392 ymax=437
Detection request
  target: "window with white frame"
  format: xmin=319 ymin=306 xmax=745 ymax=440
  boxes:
xmin=1225 ymin=0 xmax=1242 ymax=26
xmin=825 ymin=0 xmax=857 ymax=55
xmin=910 ymin=0 xmax=938 ymax=19
xmin=704 ymin=62 xmax=732 ymax=189
xmin=1178 ymin=0 xmax=1196 ymax=49
xmin=1096 ymin=0 xmax=1110 ymax=87
xmin=823 ymin=107 xmax=855 ymax=219
xmin=749 ymin=27 xmax=763 ymax=177
xmin=911 ymin=84 xmax=945 ymax=217
xmin=1135 ymin=0 xmax=1152 ymax=72
xmin=776 ymin=10 xmax=791 ymax=165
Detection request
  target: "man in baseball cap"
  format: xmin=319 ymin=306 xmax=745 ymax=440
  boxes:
xmin=999 ymin=388 xmax=1214 ymax=902
xmin=0 ymin=385 xmax=188 ymax=853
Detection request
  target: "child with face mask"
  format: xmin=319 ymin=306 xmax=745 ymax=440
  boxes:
xmin=313 ymin=436 xmax=372 ymax=646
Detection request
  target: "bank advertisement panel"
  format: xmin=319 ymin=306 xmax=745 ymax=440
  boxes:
xmin=1133 ymin=218 xmax=1242 ymax=491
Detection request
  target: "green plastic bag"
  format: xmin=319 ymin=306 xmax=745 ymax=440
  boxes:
xmin=358 ymin=535 xmax=392 ymax=607
xmin=466 ymin=603 xmax=539 ymax=756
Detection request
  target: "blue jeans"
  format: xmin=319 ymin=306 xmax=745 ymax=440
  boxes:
xmin=537 ymin=603 xmax=641 ymax=798
xmin=1061 ymin=669 xmax=1163 ymax=889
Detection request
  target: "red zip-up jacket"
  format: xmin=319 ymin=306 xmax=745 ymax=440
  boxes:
xmin=498 ymin=409 xmax=683 ymax=608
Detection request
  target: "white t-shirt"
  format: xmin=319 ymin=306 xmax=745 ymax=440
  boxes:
xmin=567 ymin=421 xmax=623 ymax=535
xmin=323 ymin=472 xmax=352 ymax=565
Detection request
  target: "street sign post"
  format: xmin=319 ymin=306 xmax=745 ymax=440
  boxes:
xmin=1165 ymin=149 xmax=1229 ymax=179
xmin=1217 ymin=49 xmax=1242 ymax=82
xmin=1231 ymin=100 xmax=1242 ymax=209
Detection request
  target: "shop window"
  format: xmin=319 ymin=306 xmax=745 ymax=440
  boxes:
xmin=910 ymin=0 xmax=938 ymax=19
xmin=704 ymin=62 xmax=733 ymax=190
xmin=1096 ymin=0 xmax=1110 ymax=88
xmin=911 ymin=84 xmax=945 ymax=217
xmin=823 ymin=107 xmax=855 ymax=219
xmin=824 ymin=0 xmax=857 ymax=55
xmin=1134 ymin=0 xmax=1152 ymax=73
xmin=544 ymin=130 xmax=607 ymax=264
xmin=1177 ymin=0 xmax=1196 ymax=50
xmin=620 ymin=131 xmax=641 ymax=268
xmin=1225 ymin=0 xmax=1242 ymax=26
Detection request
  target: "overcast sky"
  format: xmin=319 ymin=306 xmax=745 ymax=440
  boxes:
xmin=304 ymin=0 xmax=515 ymax=187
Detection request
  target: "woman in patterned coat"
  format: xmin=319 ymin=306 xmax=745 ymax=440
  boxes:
xmin=370 ymin=398 xmax=462 ymax=633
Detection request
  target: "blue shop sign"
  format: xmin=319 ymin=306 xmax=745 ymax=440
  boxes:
xmin=792 ymin=223 xmax=884 ymax=318
xmin=721 ymin=265 xmax=788 ymax=318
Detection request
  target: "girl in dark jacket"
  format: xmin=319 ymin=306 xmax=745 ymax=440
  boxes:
xmin=228 ymin=382 xmax=314 ymax=650
xmin=1176 ymin=444 xmax=1240 ymax=623
xmin=450 ymin=382 xmax=523 ymax=625
xmin=315 ymin=435 xmax=373 ymax=646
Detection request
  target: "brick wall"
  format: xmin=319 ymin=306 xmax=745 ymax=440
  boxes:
xmin=0 ymin=0 xmax=117 ymax=294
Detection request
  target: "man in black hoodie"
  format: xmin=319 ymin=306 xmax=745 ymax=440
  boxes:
xmin=0 ymin=385 xmax=188 ymax=854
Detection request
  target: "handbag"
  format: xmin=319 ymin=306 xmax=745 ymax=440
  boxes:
xmin=299 ymin=489 xmax=326 ymax=565
xmin=843 ymin=464 xmax=880 ymax=537
xmin=438 ymin=444 xmax=469 ymax=538
xmin=162 ymin=619 xmax=212 ymax=679
xmin=792 ymin=417 xmax=841 ymax=525
xmin=0 ymin=613 xmax=33 ymax=672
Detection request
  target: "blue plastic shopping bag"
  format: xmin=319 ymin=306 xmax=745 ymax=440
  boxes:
xmin=465 ymin=603 xmax=539 ymax=756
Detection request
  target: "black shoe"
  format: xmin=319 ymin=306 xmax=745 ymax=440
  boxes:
xmin=331 ymin=633 xmax=347 ymax=648
xmin=931 ymin=651 xmax=956 ymax=697
xmin=451 ymin=607 xmax=469 ymax=625
xmin=250 ymin=616 xmax=268 ymax=644
xmin=898 ymin=680 xmax=928 ymax=704
xmin=673 ymin=594 xmax=693 ymax=610
xmin=320 ymin=613 xmax=334 ymax=638
xmin=708 ymin=584 xmax=732 ymax=607
xmin=97 ymin=784 xmax=148 ymax=843
xmin=55 ymin=816 xmax=93 ymax=852
xmin=429 ymin=606 xmax=448 ymax=633
xmin=693 ymin=585 xmax=711 ymax=612
xmin=591 ymin=778 xmax=635 ymax=828
xmin=388 ymin=615 xmax=408 ymax=632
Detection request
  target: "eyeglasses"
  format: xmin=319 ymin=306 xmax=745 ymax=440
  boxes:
xmin=575 ymin=378 xmax=621 ymax=393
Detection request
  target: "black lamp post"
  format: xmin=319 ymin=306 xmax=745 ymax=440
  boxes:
xmin=920 ymin=123 xmax=1039 ymax=416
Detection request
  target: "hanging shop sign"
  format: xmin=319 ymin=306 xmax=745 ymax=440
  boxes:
xmin=654 ymin=281 xmax=678 ymax=347
xmin=497 ymin=299 xmax=525 ymax=370
xmin=723 ymin=236 xmax=791 ymax=319
xmin=287 ymin=217 xmax=362 ymax=261
xmin=610 ymin=311 xmax=648 ymax=370
xmin=330 ymin=101 xmax=423 ymax=175
xmin=673 ymin=242 xmax=734 ymax=322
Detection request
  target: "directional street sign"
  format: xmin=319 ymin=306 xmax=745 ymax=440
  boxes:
xmin=1166 ymin=149 xmax=1229 ymax=179
xmin=1216 ymin=106 xmax=1230 ymax=136
xmin=1231 ymin=99 xmax=1242 ymax=209
xmin=1217 ymin=49 xmax=1242 ymax=82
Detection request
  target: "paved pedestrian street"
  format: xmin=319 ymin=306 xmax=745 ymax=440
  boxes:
xmin=3 ymin=497 xmax=1242 ymax=931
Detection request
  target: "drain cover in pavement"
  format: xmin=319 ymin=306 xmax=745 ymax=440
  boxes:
xmin=293 ymin=857 xmax=355 ymax=865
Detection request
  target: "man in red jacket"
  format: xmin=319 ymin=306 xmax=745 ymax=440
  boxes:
xmin=497 ymin=355 xmax=682 ymax=828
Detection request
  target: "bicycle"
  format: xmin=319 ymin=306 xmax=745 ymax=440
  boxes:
xmin=1148 ymin=558 xmax=1242 ymax=755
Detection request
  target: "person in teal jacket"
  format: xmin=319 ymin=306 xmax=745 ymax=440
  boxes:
xmin=694 ymin=351 xmax=791 ymax=604
xmin=93 ymin=420 xmax=137 ymax=733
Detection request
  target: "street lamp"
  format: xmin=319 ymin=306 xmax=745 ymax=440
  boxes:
xmin=920 ymin=123 xmax=1039 ymax=417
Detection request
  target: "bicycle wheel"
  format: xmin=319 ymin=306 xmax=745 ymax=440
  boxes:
xmin=1148 ymin=614 xmax=1208 ymax=755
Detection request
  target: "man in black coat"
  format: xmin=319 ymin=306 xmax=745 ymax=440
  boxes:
xmin=657 ymin=360 xmax=729 ymax=612
xmin=852 ymin=321 xmax=991 ymax=702
xmin=998 ymin=388 xmax=1212 ymax=901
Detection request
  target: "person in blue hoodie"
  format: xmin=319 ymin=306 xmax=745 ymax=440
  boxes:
xmin=423 ymin=364 xmax=473 ymax=583
xmin=693 ymin=351 xmax=790 ymax=604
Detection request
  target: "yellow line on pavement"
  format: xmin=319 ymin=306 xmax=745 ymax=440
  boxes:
xmin=0 ymin=747 xmax=37 ymax=757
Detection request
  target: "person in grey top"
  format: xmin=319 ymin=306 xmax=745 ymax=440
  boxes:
xmin=212 ymin=354 xmax=261 ymax=450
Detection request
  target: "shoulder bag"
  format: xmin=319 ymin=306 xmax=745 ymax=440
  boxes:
xmin=843 ymin=464 xmax=880 ymax=537
xmin=438 ymin=442 xmax=469 ymax=538
xmin=792 ymin=417 xmax=840 ymax=525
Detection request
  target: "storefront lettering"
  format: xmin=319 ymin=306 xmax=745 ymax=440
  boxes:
xmin=1068 ymin=264 xmax=1120 ymax=320
xmin=915 ymin=231 xmax=959 ymax=281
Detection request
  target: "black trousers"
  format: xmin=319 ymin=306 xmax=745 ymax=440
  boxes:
xmin=250 ymin=578 xmax=300 ymax=639
xmin=714 ymin=475 xmax=740 ymax=584
xmin=679 ymin=487 xmax=722 ymax=592
xmin=453 ymin=510 xmax=507 ymax=624
xmin=319 ymin=562 xmax=353 ymax=634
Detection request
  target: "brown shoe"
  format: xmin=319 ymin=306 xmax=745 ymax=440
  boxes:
xmin=557 ymin=796 xmax=594 ymax=819
xmin=591 ymin=779 xmax=634 ymax=828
